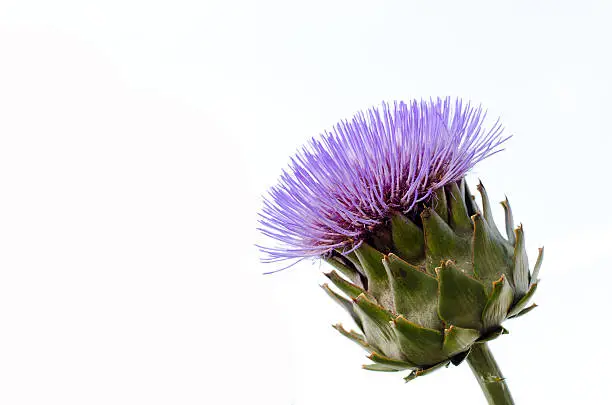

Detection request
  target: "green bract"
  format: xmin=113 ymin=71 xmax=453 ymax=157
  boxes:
xmin=322 ymin=179 xmax=543 ymax=381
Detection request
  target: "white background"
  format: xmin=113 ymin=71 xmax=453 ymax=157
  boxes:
xmin=0 ymin=1 xmax=610 ymax=404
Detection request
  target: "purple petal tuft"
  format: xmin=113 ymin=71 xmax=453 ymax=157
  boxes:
xmin=258 ymin=98 xmax=509 ymax=263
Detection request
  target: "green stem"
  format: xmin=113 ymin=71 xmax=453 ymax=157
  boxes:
xmin=466 ymin=343 xmax=515 ymax=405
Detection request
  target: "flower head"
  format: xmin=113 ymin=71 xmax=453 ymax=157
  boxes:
xmin=259 ymin=97 xmax=509 ymax=263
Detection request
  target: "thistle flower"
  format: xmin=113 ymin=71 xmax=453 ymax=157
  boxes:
xmin=259 ymin=98 xmax=543 ymax=405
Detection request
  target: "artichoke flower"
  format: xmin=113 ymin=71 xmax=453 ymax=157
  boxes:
xmin=259 ymin=98 xmax=543 ymax=404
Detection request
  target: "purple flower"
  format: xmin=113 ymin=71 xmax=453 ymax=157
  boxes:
xmin=258 ymin=98 xmax=509 ymax=265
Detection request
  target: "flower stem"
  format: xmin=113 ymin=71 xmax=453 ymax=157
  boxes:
xmin=466 ymin=343 xmax=515 ymax=405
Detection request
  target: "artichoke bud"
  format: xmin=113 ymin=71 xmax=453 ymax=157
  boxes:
xmin=322 ymin=178 xmax=543 ymax=381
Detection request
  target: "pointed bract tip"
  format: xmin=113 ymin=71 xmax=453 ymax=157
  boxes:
xmin=493 ymin=274 xmax=506 ymax=286
xmin=366 ymin=353 xmax=375 ymax=360
xmin=352 ymin=292 xmax=368 ymax=304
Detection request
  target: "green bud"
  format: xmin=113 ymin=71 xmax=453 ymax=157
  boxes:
xmin=324 ymin=179 xmax=543 ymax=380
